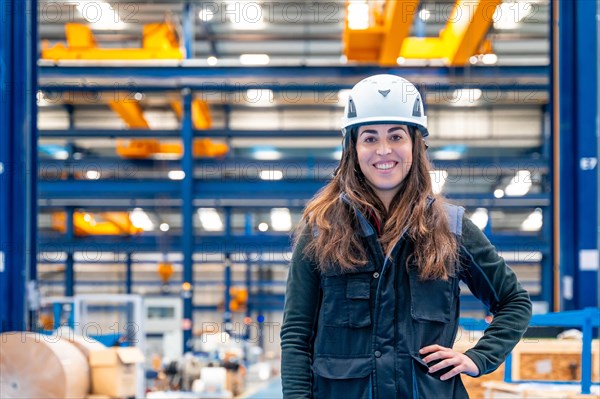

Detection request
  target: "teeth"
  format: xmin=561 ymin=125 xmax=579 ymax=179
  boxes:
xmin=375 ymin=162 xmax=395 ymax=170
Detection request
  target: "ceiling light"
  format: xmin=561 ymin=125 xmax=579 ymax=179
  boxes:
xmin=239 ymin=54 xmax=270 ymax=65
xmin=198 ymin=208 xmax=223 ymax=232
xmin=86 ymin=170 xmax=100 ymax=180
xmin=245 ymin=89 xmax=274 ymax=107
xmin=258 ymin=222 xmax=269 ymax=232
xmin=419 ymin=9 xmax=431 ymax=21
xmin=260 ymin=170 xmax=283 ymax=180
xmin=451 ymin=89 xmax=482 ymax=107
xmin=481 ymin=53 xmax=498 ymax=65
xmin=469 ymin=55 xmax=479 ymax=65
xmin=396 ymin=57 xmax=406 ymax=65
xmin=130 ymin=208 xmax=154 ymax=231
xmin=253 ymin=147 xmax=281 ymax=160
xmin=160 ymin=223 xmax=170 ymax=232
xmin=168 ymin=170 xmax=185 ymax=180
xmin=134 ymin=92 xmax=143 ymax=101
xmin=198 ymin=8 xmax=214 ymax=21
xmin=347 ymin=1 xmax=370 ymax=30
xmin=494 ymin=189 xmax=505 ymax=198
xmin=270 ymin=208 xmax=292 ymax=231
xmin=339 ymin=55 xmax=348 ymax=64
xmin=430 ymin=170 xmax=448 ymax=194
xmin=470 ymin=208 xmax=489 ymax=231
xmin=75 ymin=1 xmax=125 ymax=30
xmin=493 ymin=2 xmax=533 ymax=30
xmin=505 ymin=170 xmax=532 ymax=196
xmin=83 ymin=213 xmax=92 ymax=222
xmin=207 ymin=56 xmax=218 ymax=66
xmin=521 ymin=208 xmax=543 ymax=231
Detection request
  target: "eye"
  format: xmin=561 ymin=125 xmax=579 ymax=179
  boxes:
xmin=363 ymin=136 xmax=377 ymax=143
xmin=390 ymin=133 xmax=404 ymax=141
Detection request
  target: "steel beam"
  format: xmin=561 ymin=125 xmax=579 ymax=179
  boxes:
xmin=557 ymin=0 xmax=599 ymax=310
xmin=0 ymin=0 xmax=38 ymax=332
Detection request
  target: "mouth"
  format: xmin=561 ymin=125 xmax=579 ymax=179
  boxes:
xmin=373 ymin=161 xmax=398 ymax=171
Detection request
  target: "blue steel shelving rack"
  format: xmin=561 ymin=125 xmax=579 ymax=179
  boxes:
xmin=1 ymin=1 xmax=597 ymax=357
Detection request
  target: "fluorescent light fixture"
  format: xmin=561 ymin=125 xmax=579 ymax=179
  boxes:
xmin=505 ymin=170 xmax=532 ymax=196
xmin=451 ymin=89 xmax=482 ymax=107
xmin=227 ymin=2 xmax=265 ymax=29
xmin=494 ymin=189 xmax=505 ymax=198
xmin=253 ymin=147 xmax=281 ymax=160
xmin=419 ymin=9 xmax=431 ymax=21
xmin=493 ymin=2 xmax=533 ymax=30
xmin=258 ymin=222 xmax=269 ymax=232
xmin=481 ymin=53 xmax=498 ymax=65
xmin=470 ymin=208 xmax=489 ymax=230
xmin=159 ymin=223 xmax=170 ymax=232
xmin=207 ymin=56 xmax=218 ymax=66
xmin=430 ymin=170 xmax=448 ymax=194
xmin=86 ymin=170 xmax=100 ymax=180
xmin=198 ymin=8 xmax=214 ymax=21
xmin=337 ymin=89 xmax=352 ymax=107
xmin=260 ymin=170 xmax=283 ymax=180
xmin=245 ymin=89 xmax=274 ymax=107
xmin=75 ymin=1 xmax=125 ymax=30
xmin=521 ymin=208 xmax=543 ymax=231
xmin=271 ymin=208 xmax=292 ymax=231
xmin=347 ymin=1 xmax=370 ymax=30
xmin=168 ymin=170 xmax=185 ymax=180
xmin=130 ymin=208 xmax=154 ymax=231
xmin=198 ymin=208 xmax=223 ymax=231
xmin=239 ymin=54 xmax=270 ymax=65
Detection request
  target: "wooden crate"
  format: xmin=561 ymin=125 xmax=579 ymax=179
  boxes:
xmin=482 ymin=381 xmax=600 ymax=399
xmin=511 ymin=339 xmax=600 ymax=382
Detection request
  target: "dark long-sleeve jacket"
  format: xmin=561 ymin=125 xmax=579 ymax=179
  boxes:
xmin=280 ymin=200 xmax=532 ymax=398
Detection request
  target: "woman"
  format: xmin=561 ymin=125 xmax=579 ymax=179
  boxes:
xmin=280 ymin=74 xmax=532 ymax=399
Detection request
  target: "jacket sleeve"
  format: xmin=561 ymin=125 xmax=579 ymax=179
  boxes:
xmin=280 ymin=228 xmax=321 ymax=398
xmin=458 ymin=217 xmax=532 ymax=376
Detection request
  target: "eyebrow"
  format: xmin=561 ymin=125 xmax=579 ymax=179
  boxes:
xmin=359 ymin=126 xmax=407 ymax=136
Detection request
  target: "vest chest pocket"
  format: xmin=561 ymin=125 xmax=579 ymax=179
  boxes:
xmin=321 ymin=268 xmax=373 ymax=328
xmin=408 ymin=271 xmax=458 ymax=323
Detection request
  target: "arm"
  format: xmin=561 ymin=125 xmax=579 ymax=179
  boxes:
xmin=280 ymin=229 xmax=321 ymax=398
xmin=459 ymin=217 xmax=533 ymax=376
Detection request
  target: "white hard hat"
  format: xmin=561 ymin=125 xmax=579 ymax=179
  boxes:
xmin=341 ymin=74 xmax=429 ymax=140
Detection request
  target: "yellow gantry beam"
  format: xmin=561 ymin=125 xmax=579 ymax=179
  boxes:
xmin=42 ymin=22 xmax=183 ymax=61
xmin=51 ymin=212 xmax=143 ymax=236
xmin=344 ymin=0 xmax=502 ymax=66
xmin=108 ymin=99 xmax=149 ymax=129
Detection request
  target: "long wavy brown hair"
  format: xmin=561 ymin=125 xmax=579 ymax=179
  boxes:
xmin=295 ymin=126 xmax=459 ymax=280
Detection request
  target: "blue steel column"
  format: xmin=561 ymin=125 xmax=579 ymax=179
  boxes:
xmin=558 ymin=0 xmax=599 ymax=310
xmin=0 ymin=0 xmax=38 ymax=332
xmin=181 ymin=89 xmax=194 ymax=352
xmin=183 ymin=2 xmax=194 ymax=59
xmin=65 ymin=207 xmax=74 ymax=296
xmin=125 ymin=252 xmax=132 ymax=294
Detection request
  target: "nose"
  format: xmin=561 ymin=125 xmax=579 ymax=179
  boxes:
xmin=376 ymin=141 xmax=392 ymax=156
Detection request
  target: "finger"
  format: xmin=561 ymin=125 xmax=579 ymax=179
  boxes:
xmin=440 ymin=365 xmax=464 ymax=381
xmin=419 ymin=344 xmax=446 ymax=355
xmin=422 ymin=349 xmax=454 ymax=364
xmin=428 ymin=357 xmax=460 ymax=374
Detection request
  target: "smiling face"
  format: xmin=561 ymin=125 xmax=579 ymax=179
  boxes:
xmin=355 ymin=124 xmax=413 ymax=209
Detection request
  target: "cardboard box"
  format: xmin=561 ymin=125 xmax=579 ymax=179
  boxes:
xmin=89 ymin=347 xmax=145 ymax=398
xmin=483 ymin=381 xmax=600 ymax=399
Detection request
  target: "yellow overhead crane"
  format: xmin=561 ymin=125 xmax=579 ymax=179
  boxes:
xmin=110 ymin=97 xmax=228 ymax=159
xmin=42 ymin=22 xmax=183 ymax=60
xmin=343 ymin=0 xmax=502 ymax=66
xmin=52 ymin=211 xmax=143 ymax=236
